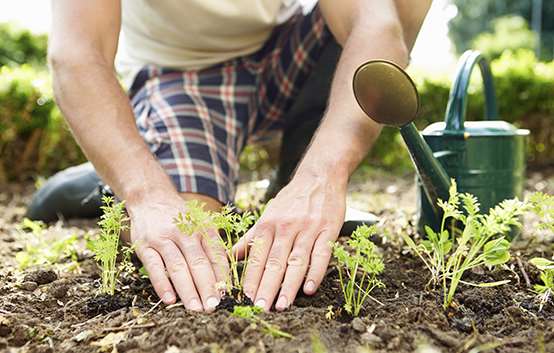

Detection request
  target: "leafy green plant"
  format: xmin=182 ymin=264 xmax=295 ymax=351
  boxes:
xmin=212 ymin=205 xmax=255 ymax=294
xmin=529 ymin=257 xmax=554 ymax=311
xmin=232 ymin=305 xmax=292 ymax=338
xmin=0 ymin=23 xmax=47 ymax=67
xmin=0 ymin=65 xmax=85 ymax=181
xmin=15 ymin=218 xmax=79 ymax=270
xmin=527 ymin=192 xmax=554 ymax=232
xmin=175 ymin=202 xmax=255 ymax=298
xmin=331 ymin=224 xmax=384 ymax=317
xmin=401 ymin=180 xmax=526 ymax=309
xmin=91 ymin=196 xmax=129 ymax=295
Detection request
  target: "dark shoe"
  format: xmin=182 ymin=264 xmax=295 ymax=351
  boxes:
xmin=26 ymin=162 xmax=104 ymax=222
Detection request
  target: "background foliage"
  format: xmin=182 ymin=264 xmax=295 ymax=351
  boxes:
xmin=0 ymin=22 xmax=553 ymax=182
xmin=449 ymin=0 xmax=554 ymax=60
xmin=0 ymin=23 xmax=47 ymax=67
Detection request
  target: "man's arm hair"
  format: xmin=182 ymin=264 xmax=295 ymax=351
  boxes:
xmin=49 ymin=0 xmax=177 ymax=204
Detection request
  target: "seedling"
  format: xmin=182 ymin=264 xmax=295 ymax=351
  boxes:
xmin=529 ymin=257 xmax=554 ymax=311
xmin=91 ymin=196 xmax=129 ymax=295
xmin=401 ymin=180 xmax=525 ymax=309
xmin=15 ymin=218 xmax=79 ymax=270
xmin=331 ymin=224 xmax=384 ymax=317
xmin=212 ymin=205 xmax=255 ymax=295
xmin=175 ymin=202 xmax=255 ymax=299
xmin=232 ymin=305 xmax=292 ymax=338
xmin=527 ymin=192 xmax=554 ymax=232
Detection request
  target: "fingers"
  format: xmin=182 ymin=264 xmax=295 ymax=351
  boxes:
xmin=275 ymin=232 xmax=315 ymax=311
xmin=174 ymin=234 xmax=221 ymax=312
xmin=253 ymin=226 xmax=296 ymax=311
xmin=156 ymin=241 xmax=204 ymax=311
xmin=304 ymin=230 xmax=335 ymax=295
xmin=241 ymin=224 xmax=274 ymax=301
xmin=202 ymin=229 xmax=230 ymax=287
xmin=135 ymin=246 xmax=176 ymax=304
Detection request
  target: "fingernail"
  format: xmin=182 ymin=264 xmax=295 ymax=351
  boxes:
xmin=255 ymin=299 xmax=266 ymax=309
xmin=162 ymin=292 xmax=175 ymax=303
xmin=189 ymin=298 xmax=203 ymax=311
xmin=206 ymin=297 xmax=220 ymax=311
xmin=276 ymin=296 xmax=288 ymax=311
xmin=305 ymin=280 xmax=315 ymax=293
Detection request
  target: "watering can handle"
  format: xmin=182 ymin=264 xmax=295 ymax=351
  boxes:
xmin=444 ymin=50 xmax=499 ymax=131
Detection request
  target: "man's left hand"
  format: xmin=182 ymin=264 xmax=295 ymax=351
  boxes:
xmin=234 ymin=172 xmax=346 ymax=311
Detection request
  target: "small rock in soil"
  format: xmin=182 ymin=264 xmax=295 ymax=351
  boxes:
xmin=23 ymin=270 xmax=57 ymax=285
xmin=360 ymin=332 xmax=382 ymax=345
xmin=116 ymin=338 xmax=139 ymax=352
xmin=0 ymin=338 xmax=7 ymax=349
xmin=0 ymin=318 xmax=12 ymax=337
xmin=351 ymin=317 xmax=366 ymax=333
xmin=20 ymin=281 xmax=38 ymax=291
xmin=8 ymin=325 xmax=29 ymax=347
xmin=48 ymin=282 xmax=69 ymax=299
xmin=386 ymin=336 xmax=401 ymax=350
xmin=451 ymin=316 xmax=472 ymax=333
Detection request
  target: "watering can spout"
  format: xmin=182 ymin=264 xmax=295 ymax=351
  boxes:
xmin=352 ymin=60 xmax=451 ymax=223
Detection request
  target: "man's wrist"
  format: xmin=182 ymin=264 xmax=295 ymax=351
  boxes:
xmin=293 ymin=156 xmax=350 ymax=189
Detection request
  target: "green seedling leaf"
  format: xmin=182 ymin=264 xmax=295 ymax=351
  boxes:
xmin=529 ymin=258 xmax=554 ymax=270
xmin=332 ymin=225 xmax=384 ymax=317
xmin=483 ymin=238 xmax=511 ymax=266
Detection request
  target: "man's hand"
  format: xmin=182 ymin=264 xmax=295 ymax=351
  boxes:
xmin=128 ymin=192 xmax=229 ymax=312
xmin=234 ymin=172 xmax=346 ymax=311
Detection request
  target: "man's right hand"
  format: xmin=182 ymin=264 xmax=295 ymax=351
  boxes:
xmin=128 ymin=192 xmax=229 ymax=312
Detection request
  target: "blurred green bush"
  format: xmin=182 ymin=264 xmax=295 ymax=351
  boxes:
xmin=365 ymin=49 xmax=554 ymax=172
xmin=472 ymin=16 xmax=537 ymax=61
xmin=0 ymin=23 xmax=47 ymax=67
xmin=0 ymin=65 xmax=85 ymax=182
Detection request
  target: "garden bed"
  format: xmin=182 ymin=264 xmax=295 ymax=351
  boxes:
xmin=0 ymin=169 xmax=553 ymax=353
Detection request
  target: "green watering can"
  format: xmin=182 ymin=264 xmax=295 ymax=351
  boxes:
xmin=352 ymin=50 xmax=530 ymax=231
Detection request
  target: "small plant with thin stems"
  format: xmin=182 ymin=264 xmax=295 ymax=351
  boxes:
xmin=401 ymin=180 xmax=526 ymax=309
xmin=529 ymin=257 xmax=554 ymax=311
xmin=15 ymin=218 xmax=79 ymax=270
xmin=232 ymin=305 xmax=292 ymax=338
xmin=331 ymin=224 xmax=384 ymax=317
xmin=91 ymin=196 xmax=129 ymax=295
xmin=212 ymin=205 xmax=255 ymax=296
xmin=174 ymin=201 xmax=255 ymax=299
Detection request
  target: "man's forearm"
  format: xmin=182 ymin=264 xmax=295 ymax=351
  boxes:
xmin=51 ymin=60 xmax=176 ymax=204
xmin=295 ymin=10 xmax=409 ymax=182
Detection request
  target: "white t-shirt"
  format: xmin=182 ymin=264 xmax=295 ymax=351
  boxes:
xmin=116 ymin=0 xmax=300 ymax=85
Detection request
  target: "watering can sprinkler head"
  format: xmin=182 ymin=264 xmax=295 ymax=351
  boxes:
xmin=352 ymin=60 xmax=452 ymax=226
xmin=353 ymin=60 xmax=419 ymax=128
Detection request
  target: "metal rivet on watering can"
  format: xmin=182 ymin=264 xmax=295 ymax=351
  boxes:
xmin=353 ymin=51 xmax=530 ymax=233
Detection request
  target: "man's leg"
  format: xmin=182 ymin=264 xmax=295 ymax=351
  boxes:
xmin=27 ymin=61 xmax=254 ymax=221
xmin=265 ymin=39 xmax=341 ymax=200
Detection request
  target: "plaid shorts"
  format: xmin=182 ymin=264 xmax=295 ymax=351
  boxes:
xmin=129 ymin=6 xmax=333 ymax=204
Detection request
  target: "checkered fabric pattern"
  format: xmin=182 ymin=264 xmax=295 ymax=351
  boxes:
xmin=129 ymin=6 xmax=333 ymax=204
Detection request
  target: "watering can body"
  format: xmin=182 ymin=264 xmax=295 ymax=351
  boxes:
xmin=352 ymin=51 xmax=529 ymax=234
xmin=416 ymin=51 xmax=530 ymax=231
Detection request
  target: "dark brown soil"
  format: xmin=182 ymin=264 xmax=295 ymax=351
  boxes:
xmin=0 ymin=170 xmax=553 ymax=353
